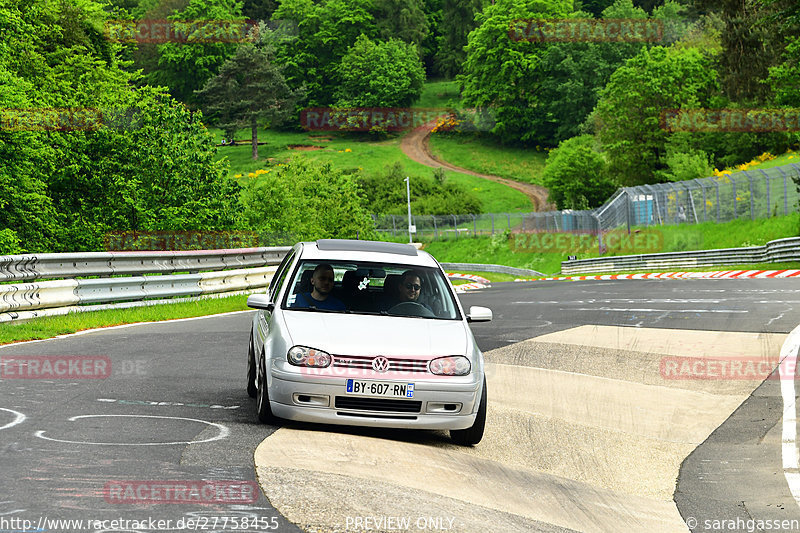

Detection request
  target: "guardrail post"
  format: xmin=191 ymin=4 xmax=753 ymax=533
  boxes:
xmin=732 ymin=176 xmax=737 ymax=219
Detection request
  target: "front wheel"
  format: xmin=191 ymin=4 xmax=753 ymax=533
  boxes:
xmin=256 ymin=353 xmax=277 ymax=424
xmin=450 ymin=377 xmax=486 ymax=446
xmin=246 ymin=331 xmax=257 ymax=398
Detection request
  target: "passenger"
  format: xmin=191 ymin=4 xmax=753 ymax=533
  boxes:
xmin=292 ymin=264 xmax=346 ymax=311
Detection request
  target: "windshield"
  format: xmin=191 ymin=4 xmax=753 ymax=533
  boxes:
xmin=281 ymin=260 xmax=461 ymax=320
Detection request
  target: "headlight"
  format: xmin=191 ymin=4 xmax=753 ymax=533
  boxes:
xmin=287 ymin=346 xmax=332 ymax=367
xmin=429 ymin=356 xmax=471 ymax=376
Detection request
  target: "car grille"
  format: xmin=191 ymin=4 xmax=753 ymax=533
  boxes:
xmin=335 ymin=396 xmax=422 ymax=413
xmin=333 ymin=355 xmax=429 ymax=373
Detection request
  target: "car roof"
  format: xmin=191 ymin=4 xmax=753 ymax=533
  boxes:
xmin=295 ymin=239 xmax=439 ymax=267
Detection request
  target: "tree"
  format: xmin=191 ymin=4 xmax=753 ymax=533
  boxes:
xmin=373 ymin=0 xmax=430 ymax=52
xmin=242 ymin=0 xmax=277 ymax=21
xmin=460 ymin=0 xmax=572 ymax=144
xmin=436 ymin=0 xmax=485 ymax=77
xmin=335 ymin=36 xmax=426 ymax=108
xmin=542 ymin=135 xmax=616 ymax=209
xmin=197 ymin=43 xmax=302 ymax=159
xmin=0 ymin=0 xmax=245 ymax=253
xmin=764 ymin=1 xmax=800 ymax=107
xmin=241 ymin=158 xmax=377 ymax=242
xmin=593 ymin=46 xmax=718 ymax=185
xmin=359 ymin=162 xmax=482 ymax=215
xmin=143 ymin=0 xmax=247 ymax=105
xmin=532 ymin=1 xmax=654 ymax=146
xmin=272 ymin=0 xmax=377 ymax=107
xmin=694 ymin=0 xmax=781 ymax=102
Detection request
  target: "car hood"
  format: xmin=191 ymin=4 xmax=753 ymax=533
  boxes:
xmin=283 ymin=311 xmax=469 ymax=357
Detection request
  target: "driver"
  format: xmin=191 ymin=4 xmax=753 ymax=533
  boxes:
xmin=398 ymin=270 xmax=424 ymax=304
xmin=393 ymin=270 xmax=433 ymax=312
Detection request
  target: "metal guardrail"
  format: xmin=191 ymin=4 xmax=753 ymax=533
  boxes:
xmin=0 ymin=247 xmax=290 ymax=323
xmin=561 ymin=237 xmax=800 ymax=274
xmin=0 ymin=248 xmax=290 ymax=282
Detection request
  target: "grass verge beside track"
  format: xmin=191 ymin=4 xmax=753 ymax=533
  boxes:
xmin=0 ymin=295 xmax=250 ymax=345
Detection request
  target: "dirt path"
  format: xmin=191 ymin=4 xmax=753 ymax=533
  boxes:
xmin=400 ymin=123 xmax=554 ymax=211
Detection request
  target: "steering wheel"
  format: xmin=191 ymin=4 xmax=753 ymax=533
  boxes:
xmin=387 ymin=301 xmax=436 ymax=318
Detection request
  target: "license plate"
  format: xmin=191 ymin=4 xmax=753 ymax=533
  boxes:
xmin=346 ymin=379 xmax=415 ymax=398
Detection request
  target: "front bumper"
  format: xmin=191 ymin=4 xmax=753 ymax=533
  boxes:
xmin=268 ymin=363 xmax=482 ymax=430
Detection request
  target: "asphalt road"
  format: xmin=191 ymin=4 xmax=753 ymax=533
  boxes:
xmin=460 ymin=278 xmax=800 ymax=351
xmin=1 ymin=278 xmax=800 ymax=532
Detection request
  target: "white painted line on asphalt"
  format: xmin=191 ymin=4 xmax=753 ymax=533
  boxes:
xmin=566 ymin=308 xmax=748 ymax=314
xmin=34 ymin=414 xmax=229 ymax=446
xmin=96 ymin=398 xmax=240 ymax=409
xmin=0 ymin=408 xmax=25 ymax=431
xmin=779 ymin=323 xmax=800 ymax=505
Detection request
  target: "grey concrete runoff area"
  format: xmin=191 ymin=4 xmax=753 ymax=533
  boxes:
xmin=3 ymin=278 xmax=800 ymax=533
xmin=254 ymin=326 xmax=789 ymax=533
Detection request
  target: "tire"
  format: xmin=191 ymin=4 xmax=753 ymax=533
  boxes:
xmin=246 ymin=331 xmax=257 ymax=398
xmin=450 ymin=377 xmax=486 ymax=446
xmin=256 ymin=353 xmax=277 ymax=424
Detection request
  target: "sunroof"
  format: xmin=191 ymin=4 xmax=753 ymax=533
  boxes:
xmin=315 ymin=239 xmax=418 ymax=256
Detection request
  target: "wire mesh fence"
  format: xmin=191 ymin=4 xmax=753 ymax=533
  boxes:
xmin=373 ymin=163 xmax=800 ymax=241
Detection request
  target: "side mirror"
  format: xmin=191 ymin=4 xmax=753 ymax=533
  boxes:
xmin=467 ymin=306 xmax=492 ymax=323
xmin=247 ymin=294 xmax=275 ymax=312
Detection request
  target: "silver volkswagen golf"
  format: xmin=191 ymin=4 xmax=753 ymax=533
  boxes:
xmin=246 ymin=239 xmax=492 ymax=445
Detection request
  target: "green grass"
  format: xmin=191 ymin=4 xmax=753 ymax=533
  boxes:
xmin=414 ymin=79 xmax=462 ymax=109
xmin=424 ymin=238 xmax=565 ymax=275
xmin=0 ymin=295 xmax=250 ymax=345
xmin=726 ymin=151 xmax=800 ymax=171
xmin=213 ymin=127 xmax=533 ymax=213
xmin=446 ymin=270 xmax=519 ymax=283
xmin=652 ymin=213 xmax=800 ymax=250
xmin=427 ymin=134 xmax=549 ymax=185
xmin=424 ymin=213 xmax=800 ymax=275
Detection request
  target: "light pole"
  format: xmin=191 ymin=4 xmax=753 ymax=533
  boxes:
xmin=404 ymin=176 xmax=413 ymax=244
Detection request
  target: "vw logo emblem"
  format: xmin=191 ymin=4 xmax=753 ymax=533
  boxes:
xmin=372 ymin=356 xmax=390 ymax=373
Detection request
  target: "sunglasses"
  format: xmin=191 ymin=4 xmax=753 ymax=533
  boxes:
xmin=404 ymin=283 xmax=421 ymax=291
